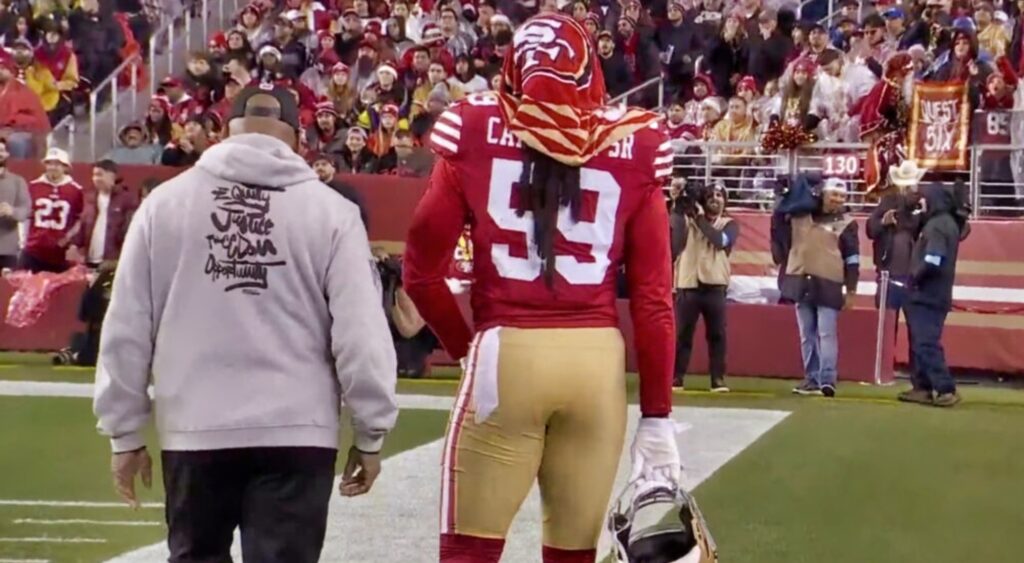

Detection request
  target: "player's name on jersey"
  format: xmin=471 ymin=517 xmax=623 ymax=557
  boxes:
xmin=485 ymin=116 xmax=636 ymax=160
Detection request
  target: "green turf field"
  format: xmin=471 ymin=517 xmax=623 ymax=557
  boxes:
xmin=1 ymin=352 xmax=1023 ymax=562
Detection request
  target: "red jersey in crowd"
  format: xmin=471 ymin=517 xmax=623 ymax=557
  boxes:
xmin=23 ymin=174 xmax=84 ymax=267
xmin=402 ymin=93 xmax=675 ymax=415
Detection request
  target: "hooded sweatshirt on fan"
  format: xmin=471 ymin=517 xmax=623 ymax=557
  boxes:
xmin=910 ymin=184 xmax=970 ymax=311
xmin=94 ymin=133 xmax=398 ymax=454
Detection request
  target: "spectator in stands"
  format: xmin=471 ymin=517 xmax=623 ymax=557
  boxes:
xmin=902 ymin=183 xmax=970 ymax=407
xmin=982 ymin=57 xmax=1019 ymax=109
xmin=224 ymin=54 xmax=255 ymax=89
xmin=926 ymin=29 xmax=991 ymax=107
xmin=68 ymin=159 xmax=139 ymax=269
xmin=693 ymin=0 xmax=726 ymax=47
xmin=116 ymin=0 xmax=153 ymax=49
xmin=207 ymin=32 xmax=229 ymax=68
xmin=657 ymin=0 xmax=701 ymax=102
xmin=34 ymin=22 xmax=79 ymax=115
xmin=350 ymin=41 xmax=382 ymax=94
xmin=226 ymin=29 xmax=256 ymax=67
xmin=238 ymin=2 xmax=272 ymax=47
xmin=268 ymin=14 xmax=308 ymax=80
xmin=374 ymin=62 xmax=409 ymax=109
xmin=104 ymin=122 xmax=163 ymax=165
xmin=709 ymin=97 xmax=757 ymax=182
xmin=10 ymin=39 xmax=62 ymax=124
xmin=616 ymin=14 xmax=660 ymax=100
xmin=1012 ymin=0 xmax=1024 ymax=71
xmin=368 ymin=103 xmax=406 ymax=157
xmin=145 ymin=95 xmax=178 ymax=145
xmin=386 ymin=15 xmax=415 ymax=55
xmin=337 ymin=8 xmax=367 ymax=64
xmin=976 ymin=3 xmax=1010 ymax=58
xmin=20 ymin=148 xmax=84 ymax=273
xmin=670 ymin=180 xmax=738 ymax=392
xmin=773 ymin=176 xmax=860 ymax=399
xmin=301 ymin=50 xmax=337 ymax=97
xmin=704 ymin=13 xmax=749 ymax=100
xmin=68 ymin=0 xmax=124 ymax=90
xmin=0 ymin=138 xmax=29 ymax=270
xmin=448 ymin=53 xmax=487 ymax=94
xmin=598 ymin=30 xmax=632 ymax=99
xmin=286 ymin=8 xmax=318 ymax=54
xmin=0 ymin=54 xmax=49 ymax=158
xmin=472 ymin=13 xmax=511 ymax=77
xmin=410 ymin=83 xmax=449 ymax=141
xmin=390 ymin=129 xmax=433 ymax=178
xmin=748 ymin=9 xmax=793 ymax=90
xmin=337 ymin=126 xmax=379 ymax=173
xmin=161 ymin=116 xmax=210 ymax=167
xmin=158 ymin=76 xmax=202 ymax=127
xmin=184 ymin=52 xmax=223 ymax=112
xmin=305 ymin=101 xmax=347 ymax=156
xmin=699 ymin=96 xmax=724 ymax=138
xmin=438 ymin=4 xmax=473 ymax=56
xmin=664 ymin=99 xmax=687 ymax=139
xmin=412 ymin=61 xmax=461 ymax=114
xmin=2 ymin=13 xmax=35 ymax=47
xmin=310 ymin=152 xmax=369 ymax=228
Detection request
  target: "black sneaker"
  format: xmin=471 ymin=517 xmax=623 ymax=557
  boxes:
xmin=710 ymin=378 xmax=730 ymax=393
xmin=672 ymin=377 xmax=685 ymax=389
xmin=821 ymin=384 xmax=836 ymax=398
xmin=792 ymin=382 xmax=823 ymax=396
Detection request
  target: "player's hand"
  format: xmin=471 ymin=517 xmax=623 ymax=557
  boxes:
xmin=882 ymin=208 xmax=897 ymax=226
xmin=630 ymin=418 xmax=681 ymax=488
xmin=339 ymin=446 xmax=381 ymax=497
xmin=111 ymin=448 xmax=152 ymax=510
xmin=844 ymin=292 xmax=856 ymax=310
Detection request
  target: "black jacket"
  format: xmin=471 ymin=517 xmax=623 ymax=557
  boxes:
xmin=746 ymin=31 xmax=792 ymax=89
xmin=600 ymin=51 xmax=633 ymax=99
xmin=704 ymin=36 xmax=748 ymax=99
xmin=910 ymin=185 xmax=969 ymax=311
xmin=865 ymin=193 xmax=922 ymax=278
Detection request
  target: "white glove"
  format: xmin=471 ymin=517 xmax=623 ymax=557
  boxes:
xmin=629 ymin=417 xmax=681 ymax=488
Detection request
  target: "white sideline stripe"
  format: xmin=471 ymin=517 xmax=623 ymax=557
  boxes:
xmin=731 ymin=275 xmax=1024 ymax=305
xmin=0 ymin=559 xmax=49 ymax=562
xmin=0 ymin=500 xmax=163 ymax=509
xmin=0 ymin=537 xmax=106 ymax=544
xmin=107 ymin=405 xmax=791 ymax=563
xmin=14 ymin=519 xmax=161 ymax=527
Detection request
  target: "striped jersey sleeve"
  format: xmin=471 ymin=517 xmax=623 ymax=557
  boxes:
xmin=652 ymin=126 xmax=674 ymax=184
xmin=428 ymin=103 xmax=466 ymax=160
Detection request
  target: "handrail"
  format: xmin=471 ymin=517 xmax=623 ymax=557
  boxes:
xmin=609 ymin=75 xmax=665 ymax=108
xmin=88 ymin=53 xmax=143 ymax=161
xmin=47 ymin=114 xmax=76 ymax=154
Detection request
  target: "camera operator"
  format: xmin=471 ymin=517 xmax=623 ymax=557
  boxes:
xmin=670 ymin=180 xmax=739 ymax=392
xmin=772 ymin=175 xmax=860 ymax=398
xmin=375 ymin=250 xmax=438 ymax=378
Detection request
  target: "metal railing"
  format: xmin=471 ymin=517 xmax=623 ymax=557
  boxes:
xmin=609 ymin=76 xmax=665 ymax=109
xmin=668 ymin=139 xmax=1024 ymax=217
xmin=88 ymin=54 xmax=143 ymax=161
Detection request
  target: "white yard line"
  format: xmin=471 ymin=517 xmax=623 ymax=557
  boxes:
xmin=0 ymin=537 xmax=106 ymax=544
xmin=0 ymin=559 xmax=50 ymax=563
xmin=13 ymin=519 xmax=161 ymax=527
xmin=0 ymin=381 xmax=92 ymax=398
xmin=0 ymin=500 xmax=162 ymax=509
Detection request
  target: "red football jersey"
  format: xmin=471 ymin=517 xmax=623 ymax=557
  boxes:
xmin=24 ymin=175 xmax=84 ymax=266
xmin=403 ymin=93 xmax=675 ymax=416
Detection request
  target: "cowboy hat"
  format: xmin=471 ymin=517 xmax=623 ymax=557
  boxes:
xmin=889 ymin=160 xmax=927 ymax=188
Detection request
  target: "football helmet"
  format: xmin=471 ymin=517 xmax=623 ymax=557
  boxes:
xmin=608 ymin=479 xmax=719 ymax=563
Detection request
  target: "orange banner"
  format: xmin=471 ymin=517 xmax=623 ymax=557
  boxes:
xmin=907 ymin=81 xmax=971 ymax=169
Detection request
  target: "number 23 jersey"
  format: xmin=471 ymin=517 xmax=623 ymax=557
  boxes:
xmin=24 ymin=175 xmax=84 ymax=265
xmin=403 ymin=94 xmax=676 ymax=416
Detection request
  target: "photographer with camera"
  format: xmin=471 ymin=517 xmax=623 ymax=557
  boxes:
xmin=670 ymin=180 xmax=739 ymax=392
xmin=772 ymin=175 xmax=860 ymax=398
xmin=374 ymin=250 xmax=438 ymax=379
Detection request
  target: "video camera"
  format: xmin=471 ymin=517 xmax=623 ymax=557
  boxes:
xmin=672 ymin=179 xmax=710 ymax=216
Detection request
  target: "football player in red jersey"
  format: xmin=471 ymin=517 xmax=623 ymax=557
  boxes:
xmin=19 ymin=148 xmax=84 ymax=273
xmin=403 ymin=13 xmax=679 ymax=563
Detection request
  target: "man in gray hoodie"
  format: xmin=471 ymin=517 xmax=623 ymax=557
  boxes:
xmin=93 ymin=84 xmax=398 ymax=563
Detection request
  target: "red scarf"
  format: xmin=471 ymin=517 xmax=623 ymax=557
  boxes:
xmin=496 ymin=13 xmax=659 ymax=167
xmin=34 ymin=42 xmax=72 ymax=82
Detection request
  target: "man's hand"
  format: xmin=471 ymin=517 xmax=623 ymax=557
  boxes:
xmin=844 ymin=292 xmax=856 ymax=310
xmin=630 ymin=418 xmax=681 ymax=488
xmin=0 ymin=202 xmax=12 ymax=217
xmin=111 ymin=448 xmax=153 ymax=509
xmin=882 ymin=209 xmax=897 ymax=226
xmin=66 ymin=245 xmax=84 ymax=264
xmin=339 ymin=446 xmax=381 ymax=497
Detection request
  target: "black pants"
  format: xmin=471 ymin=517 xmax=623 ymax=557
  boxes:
xmin=17 ymin=252 xmax=67 ymax=273
xmin=674 ymin=285 xmax=728 ymax=382
xmin=905 ymin=302 xmax=956 ymax=394
xmin=0 ymin=255 xmax=16 ymax=270
xmin=162 ymin=447 xmax=337 ymax=563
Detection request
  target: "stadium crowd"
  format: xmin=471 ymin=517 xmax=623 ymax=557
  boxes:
xmin=0 ymin=0 xmax=168 ymax=158
xmin=87 ymin=0 xmax=1024 ymax=188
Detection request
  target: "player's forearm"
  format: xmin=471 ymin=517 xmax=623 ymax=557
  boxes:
xmin=631 ymin=296 xmax=675 ymax=418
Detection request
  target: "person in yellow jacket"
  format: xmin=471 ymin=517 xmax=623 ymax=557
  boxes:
xmin=9 ymin=40 xmax=60 ymax=116
xmin=410 ymin=62 xmax=462 ymax=118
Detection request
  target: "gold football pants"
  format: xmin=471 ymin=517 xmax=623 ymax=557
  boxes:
xmin=440 ymin=327 xmax=628 ymax=550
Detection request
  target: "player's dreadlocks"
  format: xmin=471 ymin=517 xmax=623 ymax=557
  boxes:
xmin=515 ymin=146 xmax=582 ymax=288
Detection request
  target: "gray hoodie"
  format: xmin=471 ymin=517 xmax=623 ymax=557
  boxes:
xmin=93 ymin=134 xmax=398 ymax=454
